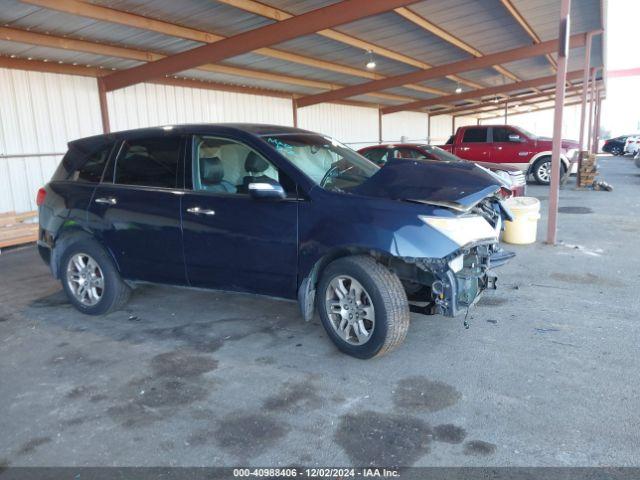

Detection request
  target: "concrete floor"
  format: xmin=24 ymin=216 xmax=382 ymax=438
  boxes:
xmin=0 ymin=155 xmax=638 ymax=467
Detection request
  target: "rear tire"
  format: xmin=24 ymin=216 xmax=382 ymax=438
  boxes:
xmin=317 ymin=255 xmax=410 ymax=359
xmin=532 ymin=156 xmax=567 ymax=185
xmin=610 ymin=146 xmax=622 ymax=156
xmin=59 ymin=238 xmax=131 ymax=315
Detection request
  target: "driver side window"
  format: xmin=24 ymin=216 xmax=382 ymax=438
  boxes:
xmin=193 ymin=136 xmax=292 ymax=195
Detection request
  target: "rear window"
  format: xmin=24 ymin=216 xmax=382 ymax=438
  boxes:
xmin=113 ymin=137 xmax=181 ymax=188
xmin=361 ymin=148 xmax=390 ymax=165
xmin=462 ymin=128 xmax=488 ymax=143
xmin=51 ymin=140 xmax=113 ymax=182
xmin=445 ymin=135 xmax=455 ymax=145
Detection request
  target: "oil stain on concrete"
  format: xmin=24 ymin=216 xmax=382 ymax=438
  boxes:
xmin=17 ymin=437 xmax=51 ymax=456
xmin=393 ymin=376 xmax=461 ymax=412
xmin=433 ymin=424 xmax=467 ymax=444
xmin=262 ymin=380 xmax=322 ymax=412
xmin=463 ymin=440 xmax=497 ymax=456
xmin=214 ymin=413 xmax=289 ymax=457
xmin=107 ymin=349 xmax=217 ymax=428
xmin=335 ymin=411 xmax=432 ymax=466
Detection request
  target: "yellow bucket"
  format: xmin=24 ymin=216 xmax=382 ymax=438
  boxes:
xmin=502 ymin=197 xmax=541 ymax=245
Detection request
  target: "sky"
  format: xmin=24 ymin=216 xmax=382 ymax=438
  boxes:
xmin=600 ymin=0 xmax=640 ymax=135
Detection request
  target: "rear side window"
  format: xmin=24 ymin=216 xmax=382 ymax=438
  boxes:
xmin=72 ymin=147 xmax=111 ymax=182
xmin=462 ymin=128 xmax=488 ymax=143
xmin=51 ymin=141 xmax=113 ymax=182
xmin=114 ymin=137 xmax=181 ymax=188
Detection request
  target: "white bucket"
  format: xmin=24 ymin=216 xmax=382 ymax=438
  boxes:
xmin=502 ymin=197 xmax=541 ymax=245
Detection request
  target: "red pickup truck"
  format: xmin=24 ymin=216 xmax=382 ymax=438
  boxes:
xmin=440 ymin=125 xmax=579 ymax=185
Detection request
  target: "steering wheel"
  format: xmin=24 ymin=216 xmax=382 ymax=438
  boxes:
xmin=319 ymin=164 xmax=341 ymax=188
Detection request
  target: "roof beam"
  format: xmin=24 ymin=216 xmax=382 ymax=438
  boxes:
xmin=100 ymin=0 xmax=422 ymax=92
xmin=0 ymin=26 xmax=413 ymax=104
xmin=0 ymin=56 xmax=387 ymax=109
xmin=428 ymin=86 xmax=585 ymax=116
xmin=498 ymin=0 xmax=558 ymax=71
xmin=394 ymin=6 xmax=522 ymax=83
xmin=297 ymin=32 xmax=591 ymax=108
xmin=382 ymin=70 xmax=584 ymax=114
xmin=478 ymin=100 xmax=583 ymax=120
xmin=20 ymin=0 xmax=444 ymax=96
xmin=215 ymin=0 xmax=483 ymax=92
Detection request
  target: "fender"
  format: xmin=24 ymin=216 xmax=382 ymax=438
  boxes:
xmin=527 ymin=151 xmax=570 ymax=173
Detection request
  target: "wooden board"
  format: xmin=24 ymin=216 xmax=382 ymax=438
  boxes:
xmin=0 ymin=211 xmax=39 ymax=248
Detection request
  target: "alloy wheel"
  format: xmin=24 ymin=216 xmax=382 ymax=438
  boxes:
xmin=66 ymin=253 xmax=104 ymax=306
xmin=537 ymin=161 xmax=551 ymax=183
xmin=325 ymin=275 xmax=375 ymax=345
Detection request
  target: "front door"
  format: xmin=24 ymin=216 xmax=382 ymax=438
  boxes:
xmin=181 ymin=135 xmax=298 ymax=298
xmin=490 ymin=126 xmax=530 ymax=166
xmin=456 ymin=127 xmax=492 ymax=162
xmin=87 ymin=134 xmax=186 ymax=285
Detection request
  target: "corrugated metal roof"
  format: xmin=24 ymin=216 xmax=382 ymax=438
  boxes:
xmin=0 ymin=0 xmax=606 ymax=113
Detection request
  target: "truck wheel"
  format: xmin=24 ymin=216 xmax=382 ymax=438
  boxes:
xmin=59 ymin=238 xmax=131 ymax=315
xmin=317 ymin=255 xmax=410 ymax=359
xmin=532 ymin=157 xmax=567 ymax=185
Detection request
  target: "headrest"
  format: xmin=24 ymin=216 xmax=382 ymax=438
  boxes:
xmin=245 ymin=151 xmax=270 ymax=173
xmin=200 ymin=156 xmax=224 ymax=185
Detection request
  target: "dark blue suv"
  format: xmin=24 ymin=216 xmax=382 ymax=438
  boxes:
xmin=37 ymin=124 xmax=511 ymax=358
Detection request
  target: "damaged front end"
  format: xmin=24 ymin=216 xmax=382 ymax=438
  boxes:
xmin=389 ymin=196 xmax=514 ymax=317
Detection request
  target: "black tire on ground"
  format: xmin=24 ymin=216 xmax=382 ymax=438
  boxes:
xmin=531 ymin=156 xmax=567 ymax=185
xmin=610 ymin=146 xmax=622 ymax=156
xmin=316 ymin=255 xmax=410 ymax=359
xmin=58 ymin=238 xmax=131 ymax=315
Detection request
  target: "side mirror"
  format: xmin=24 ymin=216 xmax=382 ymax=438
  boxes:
xmin=508 ymin=134 xmax=522 ymax=143
xmin=248 ymin=182 xmax=286 ymax=200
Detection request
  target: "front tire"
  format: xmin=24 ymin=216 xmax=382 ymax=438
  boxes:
xmin=532 ymin=157 xmax=567 ymax=185
xmin=317 ymin=256 xmax=410 ymax=359
xmin=59 ymin=238 xmax=131 ymax=315
xmin=610 ymin=146 xmax=622 ymax=156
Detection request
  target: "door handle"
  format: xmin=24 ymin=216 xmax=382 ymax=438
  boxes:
xmin=187 ymin=207 xmax=215 ymax=216
xmin=95 ymin=197 xmax=117 ymax=205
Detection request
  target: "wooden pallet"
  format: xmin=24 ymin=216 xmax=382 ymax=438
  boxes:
xmin=578 ymin=151 xmax=598 ymax=188
xmin=0 ymin=211 xmax=39 ymax=248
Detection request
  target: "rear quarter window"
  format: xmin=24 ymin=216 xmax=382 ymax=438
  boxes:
xmin=462 ymin=128 xmax=488 ymax=143
xmin=51 ymin=141 xmax=114 ymax=182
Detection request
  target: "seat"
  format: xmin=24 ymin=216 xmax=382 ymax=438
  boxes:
xmin=239 ymin=151 xmax=276 ymax=193
xmin=199 ymin=156 xmax=236 ymax=193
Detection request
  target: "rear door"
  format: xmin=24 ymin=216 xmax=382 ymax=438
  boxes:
xmin=490 ymin=126 xmax=530 ymax=166
xmin=87 ymin=133 xmax=186 ymax=285
xmin=455 ymin=127 xmax=492 ymax=162
xmin=181 ymin=134 xmax=298 ymax=298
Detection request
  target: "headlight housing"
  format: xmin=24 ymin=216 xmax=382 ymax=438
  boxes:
xmin=419 ymin=215 xmax=498 ymax=247
xmin=494 ymin=169 xmax=513 ymax=186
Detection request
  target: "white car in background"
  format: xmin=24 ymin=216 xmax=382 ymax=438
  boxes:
xmin=624 ymin=135 xmax=640 ymax=155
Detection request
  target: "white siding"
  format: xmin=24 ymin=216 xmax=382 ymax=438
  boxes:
xmin=454 ymin=115 xmax=478 ymax=130
xmin=381 ymin=111 xmax=428 ymax=143
xmin=0 ymin=68 xmax=102 ymax=213
xmin=429 ymin=114 xmax=455 ymax=144
xmin=296 ymin=103 xmax=378 ymax=147
xmin=107 ymin=83 xmax=294 ymax=131
xmin=480 ymin=104 xmax=582 ymax=141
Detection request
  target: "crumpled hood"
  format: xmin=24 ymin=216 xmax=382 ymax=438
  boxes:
xmin=350 ymin=157 xmax=502 ymax=211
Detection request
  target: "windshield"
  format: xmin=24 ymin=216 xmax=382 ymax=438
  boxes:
xmin=262 ymin=133 xmax=379 ymax=192
xmin=420 ymin=145 xmax=463 ymax=163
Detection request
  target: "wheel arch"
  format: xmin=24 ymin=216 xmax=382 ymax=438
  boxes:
xmin=51 ymin=228 xmax=120 ymax=280
xmin=297 ymin=246 xmax=395 ymax=322
xmin=527 ymin=151 xmax=570 ymax=174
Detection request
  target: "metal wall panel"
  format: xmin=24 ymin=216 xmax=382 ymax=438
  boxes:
xmin=429 ymin=114 xmax=455 ymax=144
xmin=381 ymin=112 xmax=428 ymax=143
xmin=296 ymin=103 xmax=379 ymax=147
xmin=0 ymin=67 xmax=103 ymax=213
xmin=106 ymin=83 xmax=294 ymax=132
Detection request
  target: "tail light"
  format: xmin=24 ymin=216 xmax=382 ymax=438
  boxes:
xmin=36 ymin=187 xmax=47 ymax=206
